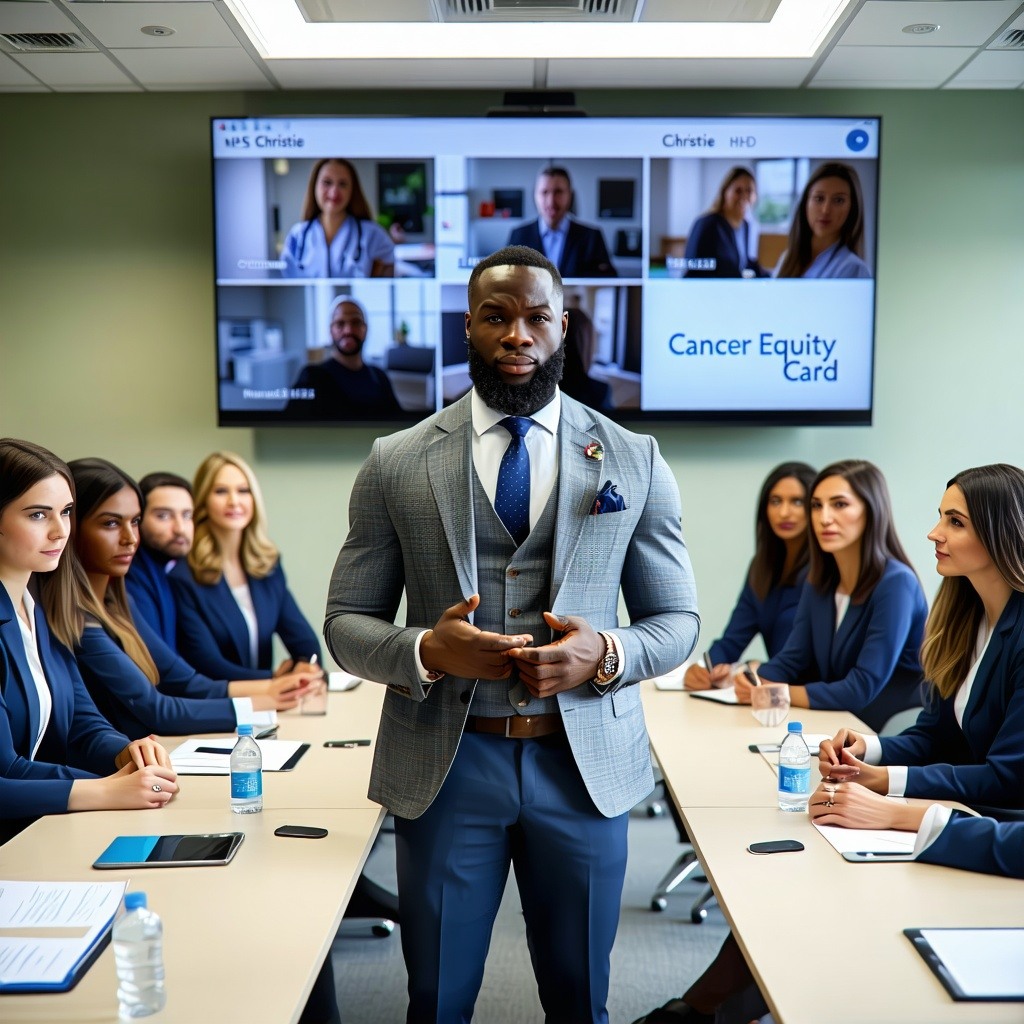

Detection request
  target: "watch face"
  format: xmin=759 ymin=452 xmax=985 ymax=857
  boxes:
xmin=602 ymin=655 xmax=617 ymax=675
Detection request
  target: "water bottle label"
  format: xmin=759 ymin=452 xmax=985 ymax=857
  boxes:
xmin=231 ymin=770 xmax=262 ymax=799
xmin=778 ymin=765 xmax=811 ymax=794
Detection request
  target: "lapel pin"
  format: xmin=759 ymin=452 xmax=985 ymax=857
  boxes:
xmin=584 ymin=441 xmax=604 ymax=462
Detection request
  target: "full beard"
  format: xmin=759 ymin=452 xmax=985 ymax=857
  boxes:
xmin=467 ymin=343 xmax=565 ymax=417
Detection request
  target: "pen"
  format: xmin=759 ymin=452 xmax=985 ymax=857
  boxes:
xmin=742 ymin=662 xmax=761 ymax=688
xmin=702 ymin=652 xmax=714 ymax=674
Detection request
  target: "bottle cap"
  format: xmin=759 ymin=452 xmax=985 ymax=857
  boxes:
xmin=124 ymin=892 xmax=147 ymax=910
xmin=237 ymin=723 xmax=254 ymax=735
xmin=787 ymin=722 xmax=803 ymax=732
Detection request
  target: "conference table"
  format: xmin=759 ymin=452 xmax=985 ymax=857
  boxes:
xmin=642 ymin=680 xmax=1024 ymax=1024
xmin=0 ymin=684 xmax=387 ymax=1024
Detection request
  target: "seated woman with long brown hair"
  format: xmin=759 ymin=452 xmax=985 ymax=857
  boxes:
xmin=47 ymin=458 xmax=317 ymax=741
xmin=0 ymin=439 xmax=177 ymax=844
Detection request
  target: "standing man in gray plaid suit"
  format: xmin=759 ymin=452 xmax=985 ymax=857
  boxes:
xmin=326 ymin=245 xmax=699 ymax=1024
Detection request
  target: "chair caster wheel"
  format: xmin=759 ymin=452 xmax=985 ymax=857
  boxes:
xmin=372 ymin=920 xmax=395 ymax=937
xmin=646 ymin=802 xmax=664 ymax=818
xmin=691 ymin=908 xmax=707 ymax=924
xmin=651 ymin=897 xmax=668 ymax=912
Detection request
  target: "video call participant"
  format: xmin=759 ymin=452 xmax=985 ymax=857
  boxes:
xmin=281 ymin=158 xmax=395 ymax=279
xmin=775 ymin=161 xmax=871 ymax=279
xmin=286 ymin=297 xmax=402 ymax=421
xmin=559 ymin=307 xmax=613 ymax=412
xmin=125 ymin=471 xmax=193 ymax=653
xmin=171 ymin=452 xmax=323 ymax=682
xmin=682 ymin=166 xmax=768 ymax=279
xmin=814 ymin=463 xmax=1024 ymax=816
xmin=325 ymin=244 xmax=698 ymax=1024
xmin=63 ymin=458 xmax=310 ymax=739
xmin=508 ymin=166 xmax=617 ymax=278
xmin=685 ymin=461 xmax=816 ymax=690
xmin=0 ymin=439 xmax=177 ymax=845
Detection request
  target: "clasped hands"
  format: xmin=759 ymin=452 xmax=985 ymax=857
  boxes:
xmin=419 ymin=594 xmax=606 ymax=698
xmin=806 ymin=727 xmax=926 ymax=831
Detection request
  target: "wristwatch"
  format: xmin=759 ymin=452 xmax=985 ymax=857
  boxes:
xmin=592 ymin=631 xmax=620 ymax=689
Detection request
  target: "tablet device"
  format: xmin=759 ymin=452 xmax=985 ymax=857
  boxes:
xmin=92 ymin=832 xmax=244 ymax=869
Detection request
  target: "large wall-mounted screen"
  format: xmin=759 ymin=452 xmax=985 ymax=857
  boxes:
xmin=211 ymin=115 xmax=880 ymax=426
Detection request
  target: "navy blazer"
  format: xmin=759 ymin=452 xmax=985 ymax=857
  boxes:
xmin=0 ymin=586 xmax=128 ymax=824
xmin=683 ymin=213 xmax=767 ymax=279
xmin=508 ymin=219 xmax=617 ymax=278
xmin=759 ymin=559 xmax=927 ymax=733
xmin=169 ymin=560 xmax=320 ymax=681
xmin=917 ymin=812 xmax=1024 ymax=879
xmin=880 ymin=589 xmax=1024 ymax=810
xmin=132 ymin=602 xmax=229 ymax=700
xmin=125 ymin=545 xmax=179 ymax=653
xmin=707 ymin=569 xmax=806 ymax=666
xmin=75 ymin=621 xmax=238 ymax=740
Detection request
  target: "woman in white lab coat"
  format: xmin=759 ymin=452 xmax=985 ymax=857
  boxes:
xmin=281 ymin=158 xmax=394 ymax=279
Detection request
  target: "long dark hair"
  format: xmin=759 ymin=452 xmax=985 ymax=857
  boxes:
xmin=921 ymin=464 xmax=1024 ymax=698
xmin=776 ymin=161 xmax=865 ymax=278
xmin=748 ymin=461 xmax=817 ymax=600
xmin=0 ymin=438 xmax=84 ymax=649
xmin=301 ymin=158 xmax=373 ymax=223
xmin=62 ymin=458 xmax=158 ymax=684
xmin=807 ymin=459 xmax=913 ymax=604
xmin=709 ymin=166 xmax=755 ymax=216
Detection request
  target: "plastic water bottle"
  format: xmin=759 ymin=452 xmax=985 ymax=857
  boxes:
xmin=777 ymin=721 xmax=811 ymax=811
xmin=230 ymin=723 xmax=263 ymax=813
xmin=113 ymin=892 xmax=166 ymax=1019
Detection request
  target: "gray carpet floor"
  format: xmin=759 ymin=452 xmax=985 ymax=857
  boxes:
xmin=331 ymin=803 xmax=730 ymax=1023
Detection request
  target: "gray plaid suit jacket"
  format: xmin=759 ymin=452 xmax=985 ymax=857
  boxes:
xmin=324 ymin=392 xmax=699 ymax=819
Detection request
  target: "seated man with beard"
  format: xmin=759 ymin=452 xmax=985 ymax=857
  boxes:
xmin=286 ymin=296 xmax=402 ymax=421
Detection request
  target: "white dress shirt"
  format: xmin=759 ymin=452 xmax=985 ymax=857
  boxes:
xmin=415 ymin=387 xmax=622 ymax=686
xmin=863 ymin=623 xmax=992 ymax=796
xmin=539 ymin=217 xmax=570 ymax=270
xmin=17 ymin=590 xmax=53 ymax=760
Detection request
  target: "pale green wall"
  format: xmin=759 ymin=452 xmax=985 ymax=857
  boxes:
xmin=1 ymin=89 xmax=1021 ymax=666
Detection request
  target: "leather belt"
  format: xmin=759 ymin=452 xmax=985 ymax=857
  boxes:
xmin=464 ymin=714 xmax=562 ymax=739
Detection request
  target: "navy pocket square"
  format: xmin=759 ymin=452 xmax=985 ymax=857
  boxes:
xmin=590 ymin=480 xmax=627 ymax=516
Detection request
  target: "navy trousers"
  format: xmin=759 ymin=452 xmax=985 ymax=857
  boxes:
xmin=394 ymin=730 xmax=629 ymax=1024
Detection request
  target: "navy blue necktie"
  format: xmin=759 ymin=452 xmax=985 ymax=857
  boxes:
xmin=494 ymin=416 xmax=533 ymax=547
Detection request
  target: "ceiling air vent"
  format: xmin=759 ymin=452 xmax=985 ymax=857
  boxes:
xmin=989 ymin=27 xmax=1024 ymax=50
xmin=436 ymin=0 xmax=640 ymax=22
xmin=0 ymin=32 xmax=95 ymax=54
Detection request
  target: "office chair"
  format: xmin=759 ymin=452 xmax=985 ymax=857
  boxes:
xmin=649 ymin=797 xmax=716 ymax=923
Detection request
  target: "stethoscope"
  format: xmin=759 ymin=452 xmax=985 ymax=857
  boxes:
xmin=295 ymin=215 xmax=363 ymax=277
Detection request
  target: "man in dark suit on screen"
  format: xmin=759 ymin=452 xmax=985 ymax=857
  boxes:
xmin=508 ymin=165 xmax=617 ymax=278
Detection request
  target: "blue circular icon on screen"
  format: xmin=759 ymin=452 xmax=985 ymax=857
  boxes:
xmin=846 ymin=129 xmax=869 ymax=152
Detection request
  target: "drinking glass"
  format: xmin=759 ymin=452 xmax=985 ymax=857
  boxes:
xmin=750 ymin=683 xmax=790 ymax=727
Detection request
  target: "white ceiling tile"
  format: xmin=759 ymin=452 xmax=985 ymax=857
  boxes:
xmin=0 ymin=50 xmax=46 ymax=88
xmin=812 ymin=44 xmax=976 ymax=85
xmin=837 ymin=1 xmax=1020 ymax=47
xmin=11 ymin=50 xmax=135 ymax=87
xmin=71 ymin=2 xmax=241 ymax=48
xmin=111 ymin=46 xmax=271 ymax=88
xmin=0 ymin=1 xmax=77 ymax=34
xmin=945 ymin=48 xmax=1024 ymax=86
xmin=546 ymin=57 xmax=814 ymax=89
xmin=270 ymin=58 xmax=535 ymax=89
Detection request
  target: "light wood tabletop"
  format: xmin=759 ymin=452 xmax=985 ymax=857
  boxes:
xmin=0 ymin=685 xmax=388 ymax=1024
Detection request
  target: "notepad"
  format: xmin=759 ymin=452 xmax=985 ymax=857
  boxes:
xmin=688 ymin=686 xmax=739 ymax=704
xmin=650 ymin=667 xmax=685 ymax=691
xmin=328 ymin=671 xmax=364 ymax=692
xmin=814 ymin=822 xmax=915 ymax=855
xmin=170 ymin=737 xmax=309 ymax=773
xmin=0 ymin=879 xmax=126 ymax=992
xmin=905 ymin=928 xmax=1024 ymax=1001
